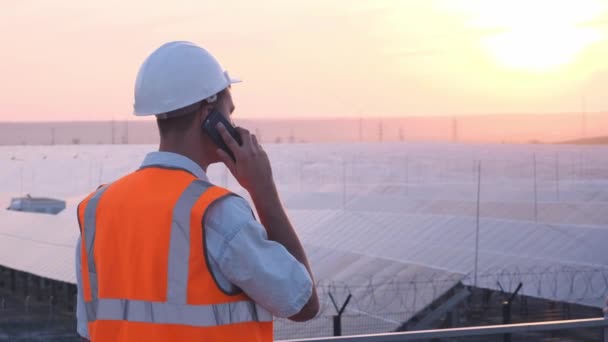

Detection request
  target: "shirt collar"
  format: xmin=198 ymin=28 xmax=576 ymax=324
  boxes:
xmin=140 ymin=151 xmax=209 ymax=181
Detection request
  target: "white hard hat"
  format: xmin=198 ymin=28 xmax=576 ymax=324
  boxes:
xmin=133 ymin=41 xmax=241 ymax=117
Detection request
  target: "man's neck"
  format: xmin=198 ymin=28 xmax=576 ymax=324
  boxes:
xmin=158 ymin=141 xmax=210 ymax=172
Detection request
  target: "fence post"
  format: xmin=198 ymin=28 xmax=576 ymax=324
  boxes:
xmin=333 ymin=315 xmax=342 ymax=336
xmin=502 ymin=283 xmax=522 ymax=342
xmin=329 ymin=292 xmax=352 ymax=336
xmin=502 ymin=301 xmax=511 ymax=342
xmin=604 ymin=298 xmax=608 ymax=342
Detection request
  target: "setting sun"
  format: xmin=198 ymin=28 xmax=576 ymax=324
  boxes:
xmin=471 ymin=0 xmax=606 ymax=72
xmin=2 ymin=1 xmax=608 ymax=121
xmin=484 ymin=26 xmax=602 ymax=72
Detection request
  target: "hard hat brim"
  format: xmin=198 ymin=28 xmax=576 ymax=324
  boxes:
xmin=227 ymin=73 xmax=242 ymax=84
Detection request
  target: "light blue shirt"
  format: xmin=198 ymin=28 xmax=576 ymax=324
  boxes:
xmin=75 ymin=151 xmax=312 ymax=338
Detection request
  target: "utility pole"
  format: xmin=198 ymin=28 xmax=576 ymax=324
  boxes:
xmin=533 ymin=153 xmax=538 ymax=224
xmin=581 ymin=96 xmax=587 ymax=139
xmin=555 ymin=153 xmax=560 ymax=201
xmin=125 ymin=119 xmax=129 ymax=144
xmin=474 ymin=160 xmax=482 ymax=287
xmin=111 ymin=116 xmax=116 ymax=144
xmin=342 ymin=159 xmax=347 ymax=209
xmin=405 ymin=156 xmax=409 ymax=196
xmin=289 ymin=128 xmax=295 ymax=144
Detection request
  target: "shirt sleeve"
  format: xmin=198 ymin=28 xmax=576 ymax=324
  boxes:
xmin=205 ymin=195 xmax=313 ymax=318
xmin=75 ymin=236 xmax=90 ymax=339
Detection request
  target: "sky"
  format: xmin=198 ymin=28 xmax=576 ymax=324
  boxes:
xmin=1 ymin=0 xmax=608 ymax=122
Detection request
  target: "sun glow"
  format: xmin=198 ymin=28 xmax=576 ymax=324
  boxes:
xmin=472 ymin=0 xmax=606 ymax=72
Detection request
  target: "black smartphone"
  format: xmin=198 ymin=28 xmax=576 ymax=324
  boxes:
xmin=202 ymin=109 xmax=243 ymax=162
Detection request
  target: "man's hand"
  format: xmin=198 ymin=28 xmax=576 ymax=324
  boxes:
xmin=216 ymin=123 xmax=275 ymax=196
xmin=216 ymin=122 xmax=319 ymax=321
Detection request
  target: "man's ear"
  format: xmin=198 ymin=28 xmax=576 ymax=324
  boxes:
xmin=197 ymin=103 xmax=213 ymax=124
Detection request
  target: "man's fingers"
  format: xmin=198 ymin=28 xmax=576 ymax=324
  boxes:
xmin=251 ymin=134 xmax=263 ymax=151
xmin=234 ymin=127 xmax=255 ymax=153
xmin=216 ymin=149 xmax=236 ymax=172
xmin=217 ymin=123 xmax=241 ymax=151
xmin=235 ymin=127 xmax=250 ymax=137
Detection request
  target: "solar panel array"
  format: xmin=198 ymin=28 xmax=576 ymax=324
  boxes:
xmin=1 ymin=143 xmax=607 ymax=338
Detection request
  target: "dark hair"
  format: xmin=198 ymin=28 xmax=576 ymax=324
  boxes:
xmin=156 ymin=107 xmax=200 ymax=138
xmin=155 ymin=89 xmax=227 ymax=138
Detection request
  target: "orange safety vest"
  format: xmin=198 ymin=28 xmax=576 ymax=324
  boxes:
xmin=77 ymin=166 xmax=274 ymax=341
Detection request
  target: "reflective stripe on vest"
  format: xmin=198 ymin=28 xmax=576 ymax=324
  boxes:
xmin=83 ymin=185 xmax=110 ymax=299
xmin=81 ymin=179 xmax=272 ymax=326
xmin=85 ymin=298 xmax=269 ymax=326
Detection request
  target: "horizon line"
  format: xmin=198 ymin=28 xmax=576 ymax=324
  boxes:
xmin=1 ymin=110 xmax=607 ymax=124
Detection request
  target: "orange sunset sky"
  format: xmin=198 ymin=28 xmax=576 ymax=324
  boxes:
xmin=1 ymin=0 xmax=608 ymax=122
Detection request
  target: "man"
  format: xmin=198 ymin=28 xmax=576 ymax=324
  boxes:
xmin=75 ymin=41 xmax=319 ymax=341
